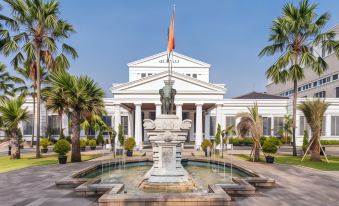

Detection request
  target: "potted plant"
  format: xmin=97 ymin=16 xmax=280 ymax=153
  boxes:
xmin=262 ymin=138 xmax=278 ymax=163
xmin=40 ymin=138 xmax=50 ymax=153
xmin=80 ymin=139 xmax=87 ymax=151
xmin=123 ymin=137 xmax=136 ymax=157
xmin=88 ymin=139 xmax=97 ymax=150
xmin=201 ymin=139 xmax=212 ymax=157
xmin=53 ymin=139 xmax=70 ymax=164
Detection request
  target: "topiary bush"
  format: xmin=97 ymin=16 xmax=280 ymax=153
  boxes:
xmin=201 ymin=139 xmax=212 ymax=151
xmin=97 ymin=132 xmax=104 ymax=146
xmin=260 ymin=136 xmax=267 ymax=146
xmin=268 ymin=136 xmax=281 ymax=146
xmin=320 ymin=140 xmax=339 ymax=145
xmin=53 ymin=139 xmax=71 ymax=156
xmin=80 ymin=139 xmax=87 ymax=147
xmin=229 ymin=137 xmax=243 ymax=146
xmin=40 ymin=138 xmax=50 ymax=149
xmin=262 ymin=138 xmax=278 ymax=155
xmin=88 ymin=139 xmax=97 ymax=147
xmin=123 ymin=137 xmax=136 ymax=151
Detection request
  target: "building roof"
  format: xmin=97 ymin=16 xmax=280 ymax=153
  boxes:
xmin=233 ymin=92 xmax=288 ymax=99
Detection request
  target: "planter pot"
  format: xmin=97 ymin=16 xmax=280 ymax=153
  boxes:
xmin=126 ymin=150 xmax=133 ymax=157
xmin=116 ymin=148 xmax=123 ymax=156
xmin=265 ymin=155 xmax=275 ymax=164
xmin=41 ymin=148 xmax=48 ymax=153
xmin=90 ymin=146 xmax=96 ymax=150
xmin=58 ymin=155 xmax=67 ymax=164
xmin=81 ymin=147 xmax=86 ymax=152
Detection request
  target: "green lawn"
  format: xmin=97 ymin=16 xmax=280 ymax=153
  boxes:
xmin=0 ymin=153 xmax=100 ymax=173
xmin=237 ymin=154 xmax=339 ymax=171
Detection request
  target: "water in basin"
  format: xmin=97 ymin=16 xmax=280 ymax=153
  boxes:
xmin=79 ymin=160 xmax=250 ymax=194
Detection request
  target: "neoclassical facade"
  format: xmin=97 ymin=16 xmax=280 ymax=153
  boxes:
xmin=11 ymin=51 xmax=339 ymax=148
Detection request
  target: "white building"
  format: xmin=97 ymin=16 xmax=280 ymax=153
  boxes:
xmin=14 ymin=51 xmax=339 ymax=148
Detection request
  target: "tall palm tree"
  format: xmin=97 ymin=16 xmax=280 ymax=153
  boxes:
xmin=0 ymin=96 xmax=29 ymax=159
xmin=46 ymin=71 xmax=105 ymax=162
xmin=236 ymin=103 xmax=263 ymax=162
xmin=259 ymin=0 xmax=339 ymax=156
xmin=298 ymin=99 xmax=329 ymax=161
xmin=15 ymin=64 xmax=47 ymax=146
xmin=0 ymin=0 xmax=78 ymax=158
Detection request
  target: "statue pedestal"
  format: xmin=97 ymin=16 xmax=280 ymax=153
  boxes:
xmin=139 ymin=115 xmax=195 ymax=192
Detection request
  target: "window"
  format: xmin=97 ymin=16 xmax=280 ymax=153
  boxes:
xmin=336 ymin=87 xmax=339 ymax=98
xmin=186 ymin=74 xmax=191 ymax=77
xmin=147 ymin=73 xmax=152 ymax=76
xmin=225 ymin=116 xmax=235 ymax=128
xmin=298 ymin=87 xmax=302 ymax=92
xmin=274 ymin=117 xmax=284 ymax=136
xmin=48 ymin=115 xmax=60 ymax=135
xmin=314 ymin=91 xmax=326 ymax=98
xmin=85 ymin=128 xmax=96 ymax=136
xmin=192 ymin=74 xmax=197 ymax=78
xmin=209 ymin=116 xmax=216 ymax=136
xmin=23 ymin=114 xmax=33 ymax=135
xmin=331 ymin=116 xmax=339 ymax=136
xmin=300 ymin=116 xmax=305 ymax=136
xmin=121 ymin=116 xmax=128 ymax=136
xmin=262 ymin=117 xmax=272 ymax=136
xmin=102 ymin=116 xmax=112 ymax=135
xmin=313 ymin=81 xmax=318 ymax=87
xmin=141 ymin=73 xmax=146 ymax=78
xmin=322 ymin=47 xmax=326 ymax=57
xmin=333 ymin=74 xmax=338 ymax=81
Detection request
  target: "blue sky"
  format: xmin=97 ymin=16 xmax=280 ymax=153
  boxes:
xmin=2 ymin=0 xmax=339 ymax=97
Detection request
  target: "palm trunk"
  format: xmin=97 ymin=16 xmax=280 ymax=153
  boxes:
xmin=71 ymin=111 xmax=81 ymax=162
xmin=31 ymin=89 xmax=36 ymax=147
xmin=310 ymin=133 xmax=321 ymax=161
xmin=35 ymin=47 xmax=41 ymax=158
xmin=292 ymin=79 xmax=298 ymax=156
xmin=10 ymin=130 xmax=20 ymax=159
xmin=253 ymin=141 xmax=260 ymax=162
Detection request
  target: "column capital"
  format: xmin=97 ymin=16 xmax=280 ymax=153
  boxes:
xmin=175 ymin=103 xmax=183 ymax=106
xmin=195 ymin=103 xmax=203 ymax=107
xmin=134 ymin=103 xmax=142 ymax=106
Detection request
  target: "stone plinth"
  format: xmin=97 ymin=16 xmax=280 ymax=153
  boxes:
xmin=139 ymin=115 xmax=193 ymax=192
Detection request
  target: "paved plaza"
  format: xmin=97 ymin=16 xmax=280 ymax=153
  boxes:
xmin=1 ymin=154 xmax=339 ymax=206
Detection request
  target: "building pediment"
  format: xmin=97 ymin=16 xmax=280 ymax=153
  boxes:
xmin=112 ymin=71 xmax=225 ymax=94
xmin=127 ymin=51 xmax=211 ymax=68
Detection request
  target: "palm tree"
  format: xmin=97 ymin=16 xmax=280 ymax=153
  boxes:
xmin=298 ymin=99 xmax=329 ymax=161
xmin=46 ymin=71 xmax=105 ymax=162
xmin=278 ymin=115 xmax=293 ymax=144
xmin=0 ymin=0 xmax=78 ymax=158
xmin=221 ymin=125 xmax=236 ymax=158
xmin=236 ymin=103 xmax=263 ymax=162
xmin=0 ymin=96 xmax=29 ymax=159
xmin=259 ymin=0 xmax=339 ymax=156
xmin=16 ymin=64 xmax=47 ymax=146
xmin=0 ymin=63 xmax=26 ymax=101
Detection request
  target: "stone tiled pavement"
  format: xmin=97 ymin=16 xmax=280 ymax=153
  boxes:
xmin=2 ymin=154 xmax=339 ymax=206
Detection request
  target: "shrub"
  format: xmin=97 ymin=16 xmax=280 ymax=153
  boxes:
xmin=97 ymin=133 xmax=104 ymax=146
xmin=302 ymin=130 xmax=309 ymax=152
xmin=88 ymin=139 xmax=97 ymax=147
xmin=320 ymin=140 xmax=339 ymax=145
xmin=260 ymin=136 xmax=267 ymax=146
xmin=268 ymin=136 xmax=281 ymax=146
xmin=243 ymin=137 xmax=253 ymax=146
xmin=262 ymin=138 xmax=278 ymax=155
xmin=229 ymin=137 xmax=243 ymax=146
xmin=80 ymin=139 xmax=87 ymax=147
xmin=201 ymin=139 xmax=212 ymax=151
xmin=118 ymin=124 xmax=124 ymax=146
xmin=40 ymin=138 xmax=50 ymax=149
xmin=53 ymin=139 xmax=71 ymax=156
xmin=123 ymin=137 xmax=136 ymax=151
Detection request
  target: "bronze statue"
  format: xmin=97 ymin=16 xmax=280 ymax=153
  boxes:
xmin=159 ymin=81 xmax=176 ymax=114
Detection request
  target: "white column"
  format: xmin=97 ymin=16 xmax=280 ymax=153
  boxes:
xmin=128 ymin=112 xmax=133 ymax=137
xmin=156 ymin=103 xmax=162 ymax=117
xmin=135 ymin=103 xmax=142 ymax=149
xmin=325 ymin=115 xmax=331 ymax=137
xmin=205 ymin=111 xmax=210 ymax=139
xmin=270 ymin=116 xmax=274 ymax=136
xmin=195 ymin=104 xmax=203 ymax=149
xmin=216 ymin=104 xmax=223 ymax=132
xmin=62 ymin=112 xmax=68 ymax=136
xmin=176 ymin=103 xmax=183 ymax=121
xmin=114 ymin=104 xmax=121 ymax=145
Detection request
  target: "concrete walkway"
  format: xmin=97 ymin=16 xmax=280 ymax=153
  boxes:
xmin=1 ymin=153 xmax=339 ymax=206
